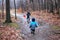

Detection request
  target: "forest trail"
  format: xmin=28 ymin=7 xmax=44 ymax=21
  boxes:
xmin=11 ymin=13 xmax=52 ymax=40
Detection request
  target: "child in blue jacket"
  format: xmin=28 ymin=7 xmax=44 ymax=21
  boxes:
xmin=29 ymin=18 xmax=38 ymax=34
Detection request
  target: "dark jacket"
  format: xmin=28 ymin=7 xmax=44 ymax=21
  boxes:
xmin=27 ymin=12 xmax=31 ymax=19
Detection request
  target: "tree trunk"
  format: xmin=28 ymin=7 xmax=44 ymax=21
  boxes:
xmin=26 ymin=0 xmax=28 ymax=11
xmin=38 ymin=0 xmax=40 ymax=11
xmin=31 ymin=0 xmax=35 ymax=11
xmin=49 ymin=0 xmax=54 ymax=13
xmin=2 ymin=0 xmax=4 ymax=19
xmin=5 ymin=0 xmax=12 ymax=23
xmin=14 ymin=0 xmax=17 ymax=19
xmin=55 ymin=0 xmax=59 ymax=14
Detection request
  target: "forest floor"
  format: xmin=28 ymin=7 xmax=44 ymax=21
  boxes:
xmin=11 ymin=11 xmax=60 ymax=40
xmin=0 ymin=10 xmax=60 ymax=40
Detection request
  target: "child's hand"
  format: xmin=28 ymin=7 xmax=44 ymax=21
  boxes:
xmin=29 ymin=26 xmax=31 ymax=28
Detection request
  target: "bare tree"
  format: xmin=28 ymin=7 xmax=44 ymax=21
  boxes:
xmin=38 ymin=0 xmax=40 ymax=11
xmin=55 ymin=0 xmax=59 ymax=14
xmin=46 ymin=0 xmax=48 ymax=12
xmin=30 ymin=0 xmax=35 ymax=11
xmin=49 ymin=0 xmax=54 ymax=13
xmin=20 ymin=0 xmax=24 ymax=12
xmin=14 ymin=0 xmax=17 ymax=19
xmin=2 ymin=0 xmax=4 ymax=19
xmin=25 ymin=0 xmax=28 ymax=11
xmin=5 ymin=0 xmax=12 ymax=23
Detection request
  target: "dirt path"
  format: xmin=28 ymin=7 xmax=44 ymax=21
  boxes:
xmin=11 ymin=13 xmax=52 ymax=40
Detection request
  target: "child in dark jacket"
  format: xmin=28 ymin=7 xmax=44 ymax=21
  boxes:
xmin=26 ymin=12 xmax=31 ymax=23
xmin=29 ymin=18 xmax=38 ymax=34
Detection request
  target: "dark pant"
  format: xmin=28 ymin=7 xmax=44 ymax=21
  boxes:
xmin=27 ymin=18 xmax=30 ymax=23
xmin=31 ymin=29 xmax=35 ymax=34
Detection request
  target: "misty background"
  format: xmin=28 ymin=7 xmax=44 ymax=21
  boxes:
xmin=0 ymin=0 xmax=60 ymax=11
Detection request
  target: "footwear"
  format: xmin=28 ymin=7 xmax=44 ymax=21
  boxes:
xmin=32 ymin=32 xmax=35 ymax=35
xmin=31 ymin=31 xmax=35 ymax=35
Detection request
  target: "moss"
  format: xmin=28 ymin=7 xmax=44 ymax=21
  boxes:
xmin=3 ymin=23 xmax=19 ymax=29
xmin=52 ymin=26 xmax=60 ymax=30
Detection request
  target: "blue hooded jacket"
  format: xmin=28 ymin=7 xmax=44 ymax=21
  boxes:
xmin=30 ymin=21 xmax=38 ymax=29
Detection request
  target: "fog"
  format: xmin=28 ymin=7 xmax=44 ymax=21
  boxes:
xmin=0 ymin=0 xmax=26 ymax=9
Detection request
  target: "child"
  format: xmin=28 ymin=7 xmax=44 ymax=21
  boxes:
xmin=26 ymin=12 xmax=31 ymax=19
xmin=29 ymin=18 xmax=38 ymax=34
xmin=26 ymin=12 xmax=31 ymax=23
xmin=23 ymin=14 xmax=26 ymax=18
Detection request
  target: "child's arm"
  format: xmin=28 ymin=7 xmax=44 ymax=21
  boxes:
xmin=35 ymin=22 xmax=39 ymax=27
